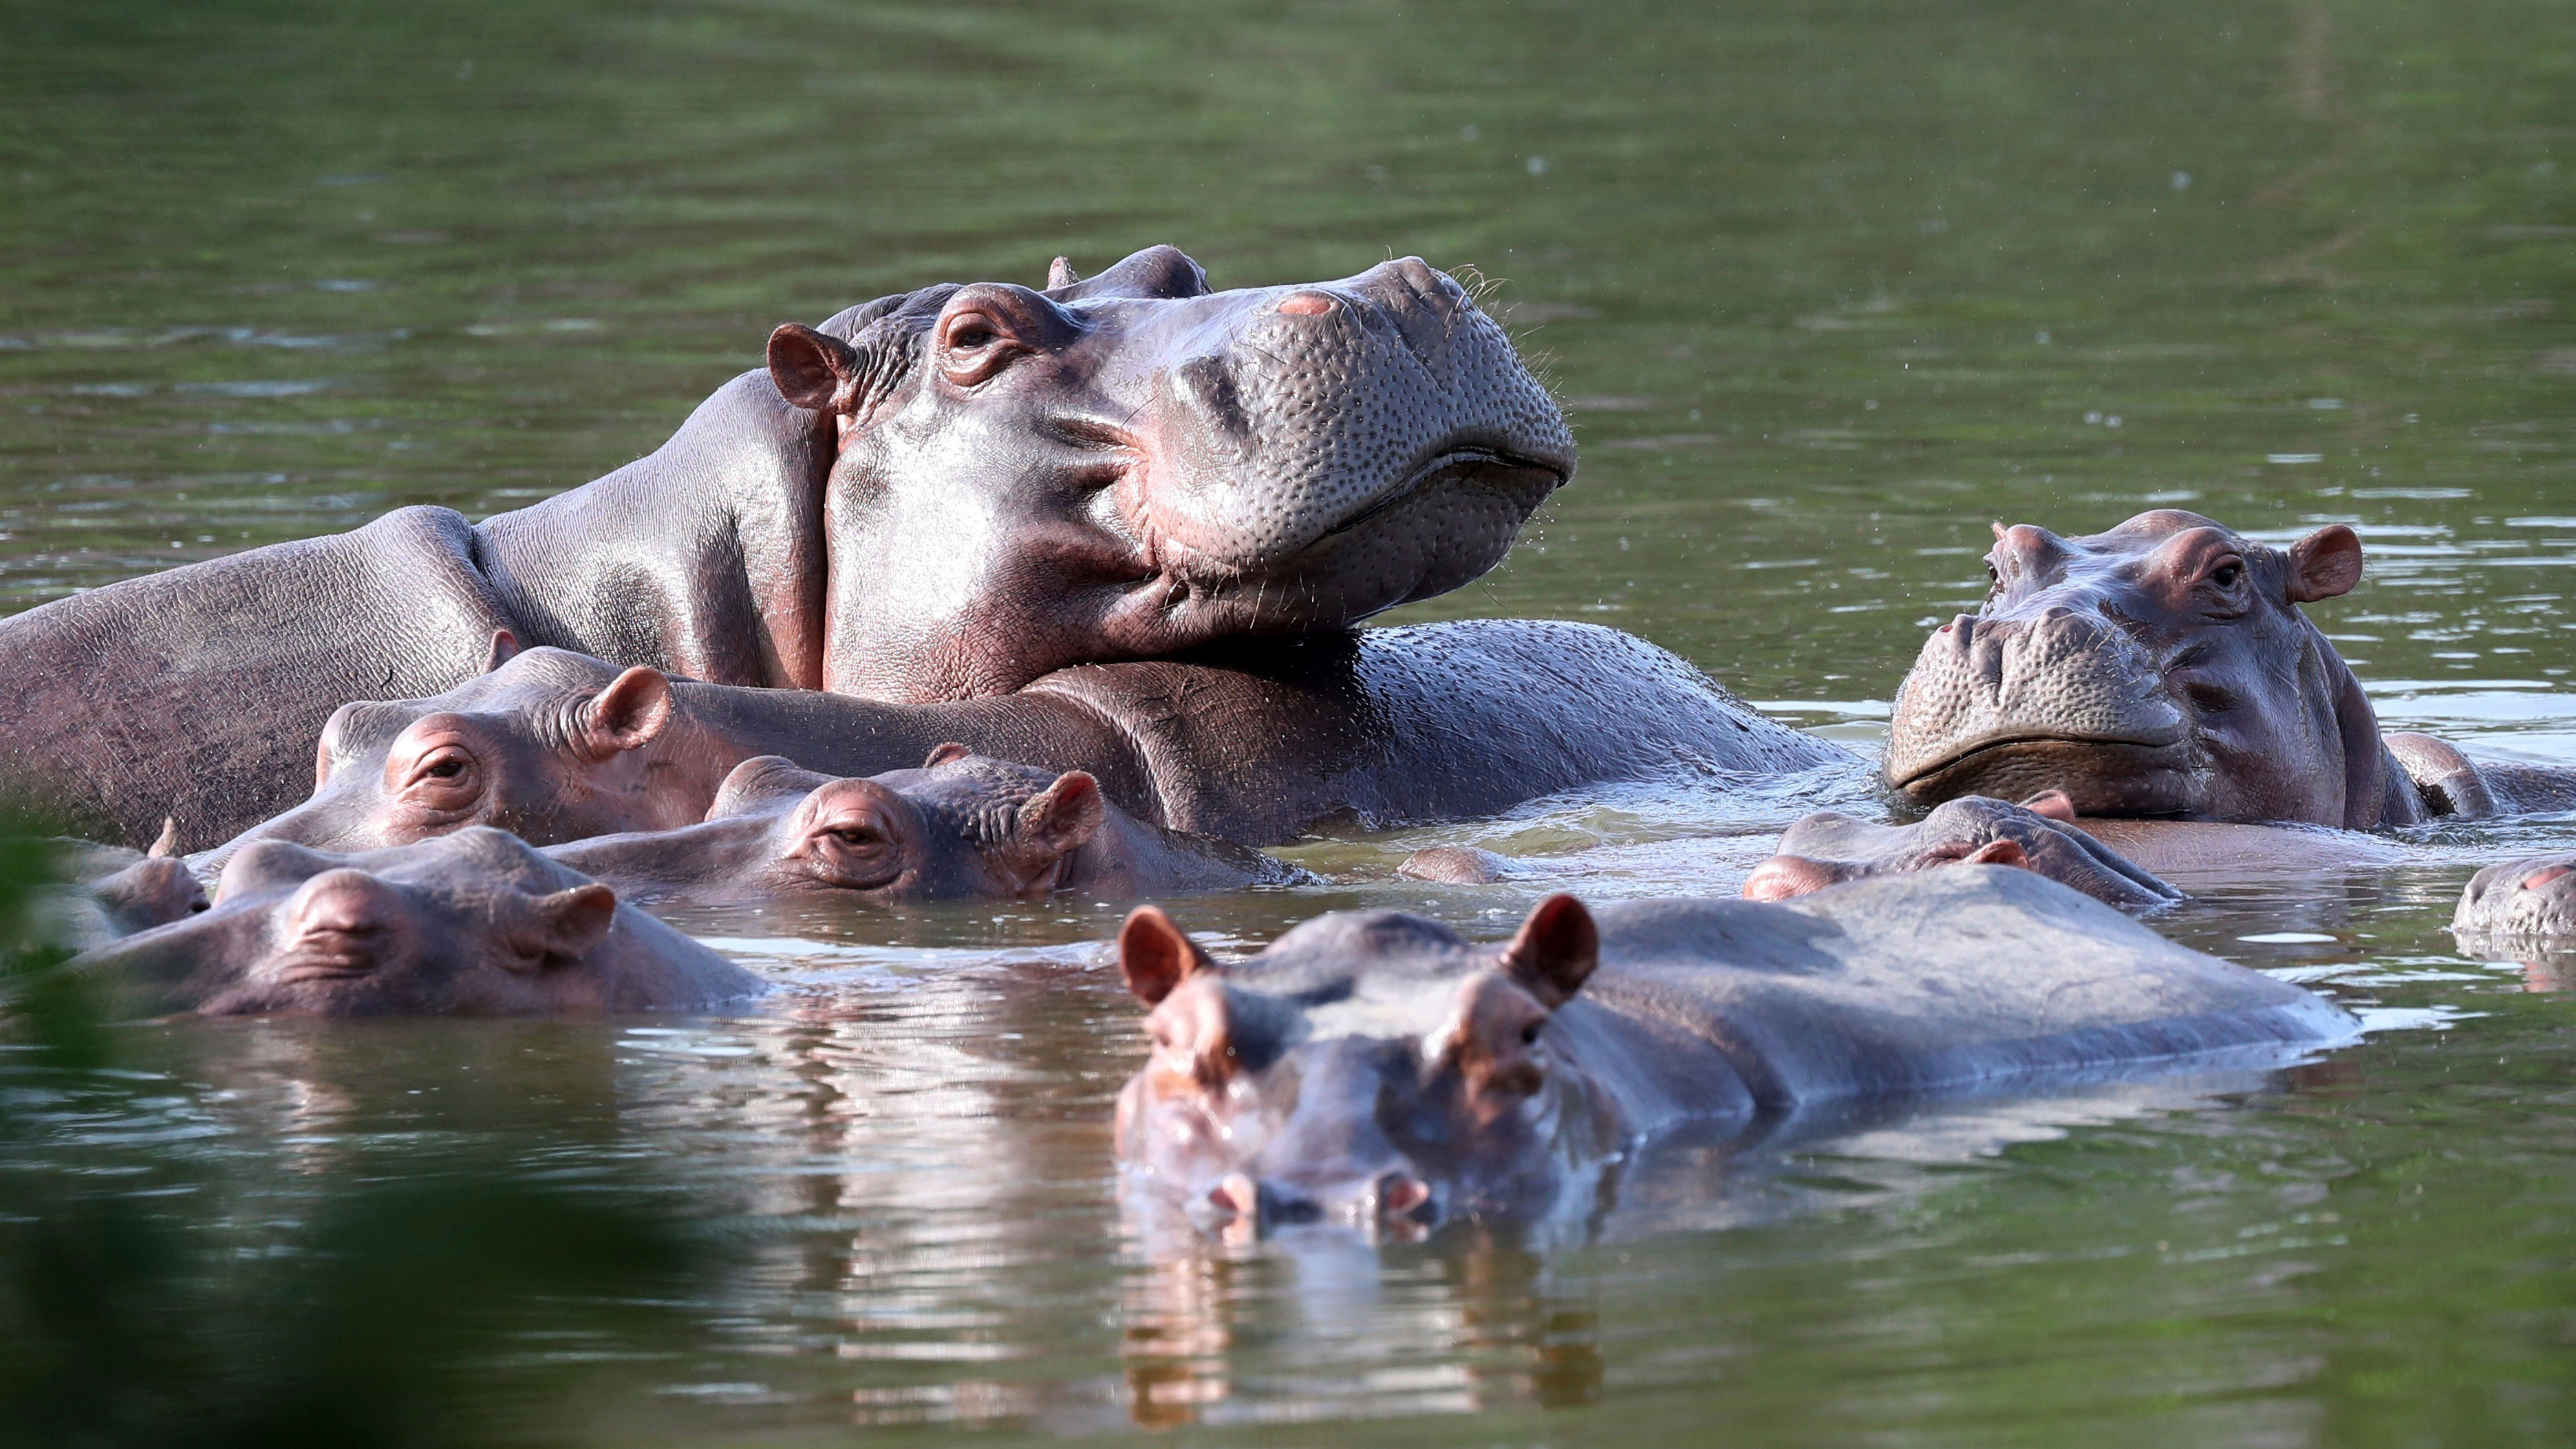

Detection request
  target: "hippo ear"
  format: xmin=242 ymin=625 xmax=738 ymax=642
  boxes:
xmin=2287 ymin=525 xmax=2365 ymax=603
xmin=1049 ymin=244 xmax=1210 ymax=303
xmin=580 ymin=667 xmax=674 ymax=760
xmin=1499 ymin=893 xmax=1597 ymax=1009
xmin=1741 ymin=855 xmax=1852 ymax=901
xmin=1119 ymin=904 xmax=1215 ymax=1007
xmin=147 ymin=817 xmax=180 ymax=859
xmin=766 ymin=323 xmax=864 ymax=414
xmin=482 ymin=627 xmax=521 ymax=674
xmin=922 ymin=742 xmax=974 ymax=769
xmin=1045 ymin=256 xmax=1080 ymax=290
xmin=504 ymin=883 xmax=619 ymax=971
xmin=1018 ymin=771 xmax=1106 ymax=857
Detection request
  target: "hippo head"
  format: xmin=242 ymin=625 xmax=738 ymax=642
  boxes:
xmin=2454 ymin=855 xmax=2576 ymax=942
xmin=769 ymin=245 xmax=1576 ymax=700
xmin=1885 ymin=511 xmax=2392 ymax=827
xmin=211 ymin=646 xmax=706 ymax=864
xmin=1113 ymin=894 xmax=1615 ymax=1236
xmin=69 ymin=827 xmax=760 ymax=1016
xmin=550 ymin=747 xmax=1109 ymax=907
xmin=1742 ymin=795 xmax=2182 ymax=909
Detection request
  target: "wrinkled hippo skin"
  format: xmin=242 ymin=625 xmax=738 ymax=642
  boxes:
xmin=0 ymin=247 xmax=1573 ymax=846
xmin=209 ymin=620 xmax=1845 ymax=863
xmin=1743 ymin=795 xmax=2183 ymax=908
xmin=546 ymin=748 xmax=1309 ymax=909
xmin=1112 ymin=869 xmax=2356 ymax=1234
xmin=1886 ymin=510 xmax=2576 ymax=828
xmin=69 ymin=828 xmax=762 ymax=1017
xmin=2454 ymin=855 xmax=2576 ymax=943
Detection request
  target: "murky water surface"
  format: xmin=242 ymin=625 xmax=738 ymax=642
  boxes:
xmin=5 ymin=1 xmax=2575 ymax=1443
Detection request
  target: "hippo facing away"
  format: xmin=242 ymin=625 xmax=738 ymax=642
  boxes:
xmin=67 ymin=828 xmax=762 ymax=1017
xmin=1886 ymin=511 xmax=2576 ymax=828
xmin=1112 ymin=870 xmax=2355 ymax=1234
xmin=0 ymin=247 xmax=1574 ymax=845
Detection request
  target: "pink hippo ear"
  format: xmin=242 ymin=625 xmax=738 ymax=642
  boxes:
xmin=1018 ymin=772 xmax=1105 ymax=856
xmin=482 ymin=627 xmax=521 ymax=674
xmin=1741 ymin=855 xmax=1850 ymax=901
xmin=1118 ymin=905 xmax=1215 ymax=1007
xmin=1960 ymin=838 xmax=2031 ymax=869
xmin=579 ymin=667 xmax=674 ymax=761
xmin=2287 ymin=525 xmax=2365 ymax=603
xmin=766 ymin=323 xmax=865 ymax=414
xmin=922 ymin=742 xmax=975 ymax=768
xmin=1499 ymin=893 xmax=1598 ymax=1009
xmin=502 ymin=883 xmax=619 ymax=972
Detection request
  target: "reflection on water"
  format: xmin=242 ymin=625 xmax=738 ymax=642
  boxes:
xmin=6 ymin=0 xmax=2576 ymax=1442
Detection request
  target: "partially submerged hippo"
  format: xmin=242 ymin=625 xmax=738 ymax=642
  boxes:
xmin=0 ymin=247 xmax=1575 ymax=845
xmin=2453 ymin=855 xmax=2576 ymax=943
xmin=37 ymin=824 xmax=210 ymax=952
xmin=1886 ymin=511 xmax=2576 ymax=828
xmin=546 ymin=749 xmax=1309 ymax=909
xmin=207 ymin=621 xmax=1840 ymax=863
xmin=1742 ymin=794 xmax=2183 ymax=908
xmin=67 ymin=828 xmax=762 ymax=1016
xmin=1112 ymin=870 xmax=2356 ymax=1234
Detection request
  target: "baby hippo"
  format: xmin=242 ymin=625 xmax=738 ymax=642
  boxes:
xmin=546 ymin=747 xmax=1313 ymax=909
xmin=2453 ymin=855 xmax=2576 ymax=943
xmin=67 ymin=827 xmax=763 ymax=1016
xmin=1742 ymin=794 xmax=2183 ymax=908
xmin=42 ymin=821 xmax=210 ymax=949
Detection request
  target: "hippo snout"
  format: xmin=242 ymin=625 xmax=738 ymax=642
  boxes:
xmin=1208 ymin=1168 xmax=1440 ymax=1237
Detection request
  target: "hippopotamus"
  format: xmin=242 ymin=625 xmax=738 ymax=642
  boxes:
xmin=37 ymin=824 xmax=210 ymax=951
xmin=1110 ymin=869 xmax=2357 ymax=1233
xmin=542 ymin=749 xmax=1309 ymax=909
xmin=66 ymin=828 xmax=762 ymax=1016
xmin=1741 ymin=794 xmax=2183 ymax=908
xmin=2453 ymin=855 xmax=2576 ymax=943
xmin=1885 ymin=510 xmax=2576 ymax=828
xmin=203 ymin=621 xmax=1841 ymax=864
xmin=0 ymin=246 xmax=1576 ymax=846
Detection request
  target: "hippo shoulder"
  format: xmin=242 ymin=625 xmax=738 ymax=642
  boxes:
xmin=1582 ymin=870 xmax=2357 ymax=1108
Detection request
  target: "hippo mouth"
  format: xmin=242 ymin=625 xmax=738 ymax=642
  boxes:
xmin=1894 ymin=731 xmax=2198 ymax=814
xmin=1310 ymin=444 xmax=1569 ymax=548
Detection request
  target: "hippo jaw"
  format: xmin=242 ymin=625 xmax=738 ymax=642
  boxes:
xmin=777 ymin=248 xmax=1574 ymax=702
xmin=1885 ymin=513 xmax=2374 ymax=826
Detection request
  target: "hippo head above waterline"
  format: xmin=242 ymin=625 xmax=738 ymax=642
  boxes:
xmin=770 ymin=246 xmax=1576 ymax=699
xmin=69 ymin=828 xmax=762 ymax=1017
xmin=1883 ymin=510 xmax=2406 ymax=828
xmin=1112 ymin=895 xmax=1614 ymax=1234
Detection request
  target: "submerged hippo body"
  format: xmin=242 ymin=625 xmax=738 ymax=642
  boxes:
xmin=208 ymin=621 xmax=1843 ymax=864
xmin=1113 ymin=870 xmax=2357 ymax=1233
xmin=0 ymin=247 xmax=1575 ymax=846
xmin=1886 ymin=511 xmax=2576 ymax=830
xmin=546 ymin=749 xmax=1309 ymax=909
xmin=69 ymin=828 xmax=762 ymax=1017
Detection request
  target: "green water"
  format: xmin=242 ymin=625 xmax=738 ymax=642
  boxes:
xmin=5 ymin=1 xmax=2575 ymax=1443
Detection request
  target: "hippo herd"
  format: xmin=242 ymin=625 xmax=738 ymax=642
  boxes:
xmin=10 ymin=247 xmax=2575 ymax=1235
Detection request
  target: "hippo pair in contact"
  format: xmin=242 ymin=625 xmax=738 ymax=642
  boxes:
xmin=0 ymin=246 xmax=1833 ymax=852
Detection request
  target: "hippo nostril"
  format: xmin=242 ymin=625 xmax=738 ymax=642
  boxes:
xmin=1378 ymin=1172 xmax=1435 ymax=1220
xmin=2522 ymin=866 xmax=2573 ymax=892
xmin=1276 ymin=292 xmax=1335 ymax=316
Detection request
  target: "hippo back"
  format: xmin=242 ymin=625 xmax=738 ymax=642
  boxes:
xmin=1583 ymin=869 xmax=2357 ymax=1110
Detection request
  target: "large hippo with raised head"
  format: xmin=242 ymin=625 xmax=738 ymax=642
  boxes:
xmin=1110 ymin=869 xmax=2356 ymax=1234
xmin=0 ymin=247 xmax=1581 ymax=845
xmin=1885 ymin=511 xmax=2576 ymax=829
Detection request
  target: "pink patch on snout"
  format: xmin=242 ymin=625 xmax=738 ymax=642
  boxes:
xmin=1276 ymin=293 xmax=1335 ymax=316
xmin=2522 ymin=866 xmax=2573 ymax=892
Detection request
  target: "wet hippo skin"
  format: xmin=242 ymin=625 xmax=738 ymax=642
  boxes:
xmin=1885 ymin=510 xmax=2576 ymax=830
xmin=0 ymin=247 xmax=1576 ymax=847
xmin=205 ymin=620 xmax=1845 ymax=864
xmin=1111 ymin=869 xmax=2357 ymax=1234
xmin=68 ymin=828 xmax=763 ymax=1017
xmin=544 ymin=749 xmax=1311 ymax=910
xmin=2453 ymin=855 xmax=2576 ymax=943
xmin=1743 ymin=795 xmax=2185 ymax=908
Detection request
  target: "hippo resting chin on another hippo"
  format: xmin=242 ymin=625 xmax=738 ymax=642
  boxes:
xmin=1886 ymin=511 xmax=2576 ymax=840
xmin=0 ymin=246 xmax=1597 ymax=848
xmin=65 ymin=828 xmax=762 ymax=1017
xmin=202 ymin=622 xmax=1837 ymax=867
xmin=1743 ymin=794 xmax=2185 ymax=908
xmin=1111 ymin=869 xmax=2356 ymax=1234
xmin=546 ymin=749 xmax=1310 ymax=910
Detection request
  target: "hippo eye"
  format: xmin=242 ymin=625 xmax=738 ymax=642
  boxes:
xmin=1519 ymin=1021 xmax=1543 ymax=1046
xmin=2209 ymin=561 xmax=2242 ymax=588
xmin=946 ymin=318 xmax=998 ymax=351
xmin=829 ymin=826 xmax=881 ymax=848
